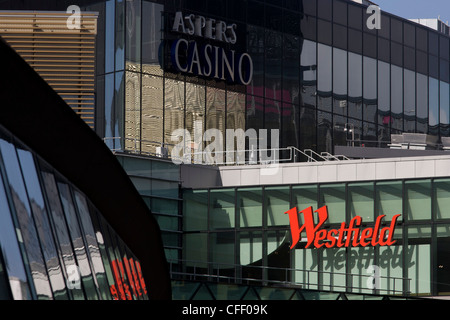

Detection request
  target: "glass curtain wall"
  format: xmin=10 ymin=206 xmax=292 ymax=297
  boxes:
xmin=0 ymin=126 xmax=148 ymax=300
xmin=183 ymin=177 xmax=450 ymax=297
xmin=92 ymin=0 xmax=450 ymax=159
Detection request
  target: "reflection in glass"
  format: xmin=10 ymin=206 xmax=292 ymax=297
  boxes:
xmin=210 ymin=189 xmax=235 ymax=230
xmin=41 ymin=171 xmax=84 ymax=300
xmin=349 ymin=182 xmax=374 ymax=222
xmin=317 ymin=44 xmax=332 ymax=111
xmin=348 ymin=52 xmax=362 ymax=119
xmin=142 ymin=74 xmax=163 ymax=154
xmin=378 ymin=62 xmax=390 ymax=128
xmin=333 ymin=48 xmax=347 ymax=116
xmin=237 ymin=188 xmax=262 ymax=228
xmin=125 ymin=0 xmax=141 ymax=72
xmin=125 ymin=71 xmax=141 ymax=151
xmin=376 ymin=181 xmax=403 ymax=221
xmin=435 ymin=179 xmax=450 ymax=220
xmin=183 ymin=189 xmax=208 ymax=231
xmin=404 ymin=69 xmax=416 ymax=132
xmin=391 ymin=65 xmax=403 ymax=131
xmin=416 ymin=73 xmax=428 ymax=133
xmin=319 ymin=183 xmax=345 ymax=224
xmin=164 ymin=78 xmax=185 ymax=155
xmin=57 ymin=182 xmax=98 ymax=300
xmin=142 ymin=2 xmax=163 ymax=75
xmin=74 ymin=191 xmax=110 ymax=299
xmin=0 ymin=139 xmax=52 ymax=299
xmin=17 ymin=149 xmax=68 ymax=299
xmin=440 ymin=81 xmax=449 ymax=136
xmin=363 ymin=57 xmax=377 ymax=123
xmin=406 ymin=180 xmax=431 ymax=220
xmin=429 ymin=77 xmax=439 ymax=135
xmin=186 ymin=82 xmax=205 ymax=158
xmin=265 ymin=186 xmax=290 ymax=227
xmin=0 ymin=166 xmax=32 ymax=299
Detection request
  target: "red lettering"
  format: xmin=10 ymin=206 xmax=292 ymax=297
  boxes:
xmin=284 ymin=206 xmax=328 ymax=249
xmin=379 ymin=214 xmax=401 ymax=246
xmin=359 ymin=227 xmax=373 ymax=247
xmin=314 ymin=229 xmax=327 ymax=248
xmin=325 ymin=229 xmax=338 ymax=248
xmin=285 ymin=206 xmax=401 ymax=249
xmin=135 ymin=261 xmax=147 ymax=295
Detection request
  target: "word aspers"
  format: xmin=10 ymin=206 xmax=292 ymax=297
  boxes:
xmin=285 ymin=206 xmax=401 ymax=249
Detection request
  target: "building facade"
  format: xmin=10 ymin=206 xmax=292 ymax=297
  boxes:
xmin=0 ymin=36 xmax=170 ymax=300
xmin=2 ymin=0 xmax=450 ymax=300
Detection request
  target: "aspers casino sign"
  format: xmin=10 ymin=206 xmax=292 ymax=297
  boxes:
xmin=165 ymin=11 xmax=253 ymax=85
xmin=285 ymin=206 xmax=401 ymax=249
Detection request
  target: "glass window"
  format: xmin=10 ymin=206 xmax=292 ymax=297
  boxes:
xmin=237 ymin=188 xmax=263 ymax=228
xmin=41 ymin=171 xmax=84 ymax=299
xmin=265 ymin=186 xmax=290 ymax=227
xmin=105 ymin=0 xmax=115 ymax=73
xmin=321 ymin=248 xmax=346 ymax=292
xmin=184 ymin=234 xmax=208 ymax=269
xmin=0 ymin=164 xmax=32 ymax=299
xmin=164 ymin=78 xmax=185 ymax=155
xmin=115 ymin=0 xmax=125 ymax=71
xmin=349 ymin=247 xmax=375 ymax=294
xmin=333 ymin=24 xmax=347 ymax=50
xmin=142 ymin=74 xmax=163 ymax=155
xmin=363 ymin=57 xmax=377 ymax=123
xmin=115 ymin=71 xmax=125 ymax=150
xmin=429 ymin=77 xmax=440 ymax=135
xmin=293 ymin=248 xmax=318 ymax=290
xmin=348 ymin=4 xmax=362 ymax=30
xmin=0 ymin=139 xmax=53 ymax=299
xmin=416 ymin=73 xmax=428 ymax=133
xmin=142 ymin=1 xmax=163 ymax=75
xmin=404 ymin=69 xmax=416 ymax=132
xmin=391 ymin=65 xmax=403 ymax=131
xmin=104 ymin=73 xmax=115 ymax=149
xmin=379 ymin=14 xmax=390 ymax=39
xmin=125 ymin=0 xmax=141 ymax=71
xmin=378 ymin=62 xmax=391 ymax=127
xmin=435 ymin=179 xmax=450 ymax=220
xmin=317 ymin=44 xmax=332 ymax=108
xmin=73 ymin=191 xmax=110 ymax=299
xmin=429 ymin=31 xmax=439 ymax=56
xmin=319 ymin=183 xmax=345 ymax=224
xmin=436 ymin=225 xmax=450 ymax=295
xmin=363 ymin=33 xmax=377 ymax=59
xmin=210 ymin=232 xmax=235 ymax=268
xmin=333 ymin=48 xmax=347 ymax=105
xmin=348 ymin=182 xmax=374 ymax=222
xmin=317 ymin=111 xmax=332 ymax=154
xmin=416 ymin=27 xmax=428 ymax=52
xmin=17 ymin=149 xmax=68 ymax=299
xmin=404 ymin=22 xmax=415 ymax=48
xmin=406 ymin=180 xmax=431 ymax=220
xmin=376 ymin=181 xmax=403 ymax=222
xmin=333 ymin=0 xmax=347 ymax=26
xmin=440 ymin=36 xmax=449 ymax=60
xmin=391 ymin=41 xmax=403 ymax=67
xmin=210 ymin=189 xmax=235 ymax=230
xmin=317 ymin=19 xmax=332 ymax=46
xmin=240 ymin=231 xmax=263 ymax=280
xmin=379 ymin=244 xmax=404 ymax=295
xmin=125 ymin=71 xmax=141 ymax=151
xmin=407 ymin=226 xmax=431 ymax=296
xmin=378 ymin=38 xmax=390 ymax=63
xmin=57 ymin=182 xmax=98 ymax=299
xmin=317 ymin=0 xmax=332 ymax=21
xmin=440 ymin=81 xmax=450 ymax=136
xmin=348 ymin=52 xmax=362 ymax=119
xmin=390 ymin=18 xmax=403 ymax=43
xmin=183 ymin=189 xmax=208 ymax=231
xmin=348 ymin=29 xmax=362 ymax=54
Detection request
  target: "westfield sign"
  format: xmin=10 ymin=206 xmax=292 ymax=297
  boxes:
xmin=285 ymin=206 xmax=401 ymax=249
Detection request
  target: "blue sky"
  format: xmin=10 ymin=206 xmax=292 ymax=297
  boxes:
xmin=374 ymin=0 xmax=450 ymax=24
